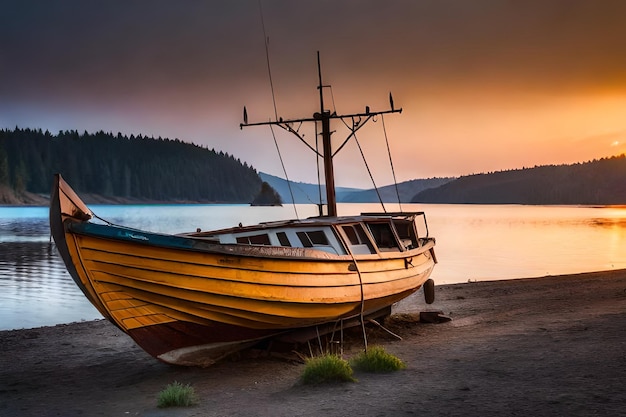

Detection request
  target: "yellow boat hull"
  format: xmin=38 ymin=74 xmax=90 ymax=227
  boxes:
xmin=51 ymin=174 xmax=436 ymax=366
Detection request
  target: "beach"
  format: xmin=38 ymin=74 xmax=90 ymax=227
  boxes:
xmin=1 ymin=269 xmax=625 ymax=417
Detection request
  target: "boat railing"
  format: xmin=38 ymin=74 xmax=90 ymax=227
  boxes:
xmin=360 ymin=211 xmax=427 ymax=217
xmin=360 ymin=211 xmax=431 ymax=239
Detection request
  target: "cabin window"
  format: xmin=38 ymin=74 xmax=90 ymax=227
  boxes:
xmin=341 ymin=224 xmax=375 ymax=254
xmin=392 ymin=219 xmax=418 ymax=248
xmin=367 ymin=222 xmax=400 ymax=251
xmin=342 ymin=225 xmax=360 ymax=245
xmin=345 ymin=225 xmax=370 ymax=245
xmin=296 ymin=230 xmax=329 ymax=248
xmin=236 ymin=234 xmax=271 ymax=245
xmin=277 ymin=232 xmax=291 ymax=247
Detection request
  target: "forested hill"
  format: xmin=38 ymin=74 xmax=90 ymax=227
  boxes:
xmin=258 ymin=172 xmax=363 ymax=204
xmin=0 ymin=128 xmax=268 ymax=204
xmin=412 ymin=155 xmax=626 ymax=205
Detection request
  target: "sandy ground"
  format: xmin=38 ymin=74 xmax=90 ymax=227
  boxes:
xmin=1 ymin=269 xmax=625 ymax=417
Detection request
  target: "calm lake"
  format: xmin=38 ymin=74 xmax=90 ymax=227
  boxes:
xmin=2 ymin=203 xmax=626 ymax=331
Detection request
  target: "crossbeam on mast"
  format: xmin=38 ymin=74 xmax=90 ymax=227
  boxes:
xmin=240 ymin=51 xmax=402 ymax=217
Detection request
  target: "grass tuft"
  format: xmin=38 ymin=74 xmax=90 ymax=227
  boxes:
xmin=301 ymin=354 xmax=356 ymax=384
xmin=157 ymin=381 xmax=198 ymax=408
xmin=350 ymin=345 xmax=406 ymax=373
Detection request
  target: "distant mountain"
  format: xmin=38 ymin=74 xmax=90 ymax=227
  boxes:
xmin=259 ymin=172 xmax=453 ymax=204
xmin=413 ymin=155 xmax=626 ymax=205
xmin=258 ymin=172 xmax=363 ymax=204
xmin=340 ymin=178 xmax=454 ymax=203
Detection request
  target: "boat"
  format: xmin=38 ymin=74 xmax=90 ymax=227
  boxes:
xmin=49 ymin=53 xmax=437 ymax=366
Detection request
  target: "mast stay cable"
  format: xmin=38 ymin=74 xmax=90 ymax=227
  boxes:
xmin=353 ymin=131 xmax=386 ymax=212
xmin=382 ymin=114 xmax=403 ymax=210
xmin=330 ymin=87 xmax=401 ymax=213
xmin=257 ymin=0 xmax=298 ymax=217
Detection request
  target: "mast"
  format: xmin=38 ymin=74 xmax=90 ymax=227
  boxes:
xmin=241 ymin=52 xmax=401 ymax=217
xmin=315 ymin=51 xmax=337 ymax=215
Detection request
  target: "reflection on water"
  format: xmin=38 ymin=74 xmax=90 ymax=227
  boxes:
xmin=0 ymin=207 xmax=101 ymax=330
xmin=2 ymin=204 xmax=626 ymax=330
xmin=0 ymin=208 xmax=50 ymax=242
xmin=425 ymin=205 xmax=626 ymax=283
xmin=0 ymin=241 xmax=100 ymax=330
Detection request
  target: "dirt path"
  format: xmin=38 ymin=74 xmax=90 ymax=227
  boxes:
xmin=1 ymin=270 xmax=625 ymax=416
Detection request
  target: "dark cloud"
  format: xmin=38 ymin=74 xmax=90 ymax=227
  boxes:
xmin=4 ymin=0 xmax=626 ymax=102
xmin=2 ymin=2 xmax=261 ymax=100
xmin=2 ymin=0 xmax=626 ymax=183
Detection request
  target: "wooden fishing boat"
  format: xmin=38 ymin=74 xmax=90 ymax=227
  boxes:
xmin=50 ymin=54 xmax=437 ymax=366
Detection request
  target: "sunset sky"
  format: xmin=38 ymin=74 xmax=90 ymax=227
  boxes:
xmin=2 ymin=1 xmax=626 ymax=188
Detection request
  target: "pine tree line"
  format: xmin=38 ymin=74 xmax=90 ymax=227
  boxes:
xmin=0 ymin=127 xmax=264 ymax=203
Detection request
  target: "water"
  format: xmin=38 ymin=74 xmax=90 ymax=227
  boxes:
xmin=2 ymin=203 xmax=626 ymax=331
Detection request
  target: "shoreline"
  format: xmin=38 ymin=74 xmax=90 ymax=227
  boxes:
xmin=2 ymin=269 xmax=625 ymax=416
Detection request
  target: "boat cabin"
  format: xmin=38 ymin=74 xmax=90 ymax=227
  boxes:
xmin=189 ymin=212 xmax=430 ymax=256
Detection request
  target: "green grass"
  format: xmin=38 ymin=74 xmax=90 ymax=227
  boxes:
xmin=350 ymin=345 xmax=406 ymax=373
xmin=157 ymin=381 xmax=198 ymax=408
xmin=301 ymin=354 xmax=356 ymax=384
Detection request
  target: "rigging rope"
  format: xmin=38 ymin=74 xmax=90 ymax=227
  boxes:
xmin=330 ymin=86 xmax=390 ymax=212
xmin=329 ymin=86 xmax=338 ymax=114
xmin=353 ymin=131 xmax=386 ymax=212
xmin=335 ymin=225 xmax=368 ymax=352
xmin=258 ymin=0 xmax=298 ymax=217
xmin=348 ymin=243 xmax=368 ymax=352
xmin=258 ymin=0 xmax=278 ymax=120
xmin=382 ymin=114 xmax=403 ymax=211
